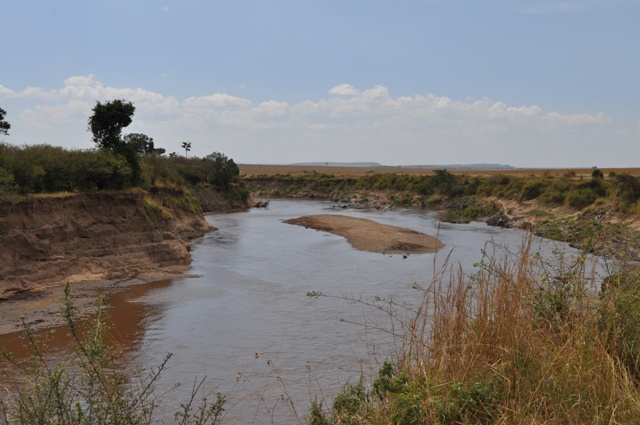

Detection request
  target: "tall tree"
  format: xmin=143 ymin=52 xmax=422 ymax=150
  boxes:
xmin=88 ymin=100 xmax=142 ymax=186
xmin=88 ymin=100 xmax=135 ymax=150
xmin=181 ymin=141 xmax=192 ymax=158
xmin=0 ymin=107 xmax=10 ymax=136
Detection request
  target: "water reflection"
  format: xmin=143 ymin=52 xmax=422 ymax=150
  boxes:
xmin=0 ymin=280 xmax=171 ymax=383
xmin=106 ymin=279 xmax=173 ymax=352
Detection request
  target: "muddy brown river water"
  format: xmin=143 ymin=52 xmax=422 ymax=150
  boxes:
xmin=0 ymin=200 xmax=596 ymax=423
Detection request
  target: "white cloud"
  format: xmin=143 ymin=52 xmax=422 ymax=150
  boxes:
xmin=59 ymin=75 xmax=104 ymax=100
xmin=258 ymin=100 xmax=288 ymax=117
xmin=218 ymin=101 xmax=290 ymax=129
xmin=0 ymin=75 xmax=623 ymax=167
xmin=329 ymin=84 xmax=359 ymax=96
xmin=184 ymin=93 xmax=251 ymax=109
xmin=20 ymin=100 xmax=92 ymax=129
xmin=0 ymin=84 xmax=54 ymax=100
xmin=0 ymin=85 xmax=15 ymax=97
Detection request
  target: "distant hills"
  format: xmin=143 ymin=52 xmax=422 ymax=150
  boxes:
xmin=404 ymin=163 xmax=516 ymax=170
xmin=290 ymin=162 xmax=383 ymax=167
xmin=290 ymin=162 xmax=516 ymax=170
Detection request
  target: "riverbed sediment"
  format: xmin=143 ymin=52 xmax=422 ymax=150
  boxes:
xmin=284 ymin=214 xmax=443 ymax=254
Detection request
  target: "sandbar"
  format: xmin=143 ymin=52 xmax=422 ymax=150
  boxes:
xmin=284 ymin=214 xmax=443 ymax=254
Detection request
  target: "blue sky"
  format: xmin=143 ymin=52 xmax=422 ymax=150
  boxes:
xmin=1 ymin=0 xmax=638 ymax=167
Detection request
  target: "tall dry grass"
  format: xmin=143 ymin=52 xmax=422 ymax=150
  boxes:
xmin=321 ymin=237 xmax=640 ymax=424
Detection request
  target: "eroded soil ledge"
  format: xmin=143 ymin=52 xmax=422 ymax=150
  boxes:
xmin=0 ymin=189 xmax=217 ymax=333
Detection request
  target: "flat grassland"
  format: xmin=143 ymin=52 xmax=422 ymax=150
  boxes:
xmin=239 ymin=164 xmax=640 ymax=178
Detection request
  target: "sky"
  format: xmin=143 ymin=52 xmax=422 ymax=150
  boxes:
xmin=1 ymin=0 xmax=639 ymax=168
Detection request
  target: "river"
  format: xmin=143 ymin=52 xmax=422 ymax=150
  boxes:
xmin=0 ymin=200 xmax=594 ymax=423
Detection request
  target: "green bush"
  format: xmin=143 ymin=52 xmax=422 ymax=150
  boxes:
xmin=372 ymin=360 xmax=406 ymax=400
xmin=538 ymin=179 xmax=570 ymax=206
xmin=333 ymin=381 xmax=368 ymax=423
xmin=0 ymin=166 xmax=16 ymax=192
xmin=565 ymin=188 xmax=597 ymax=209
xmin=434 ymin=379 xmax=498 ymax=425
xmin=613 ymin=173 xmax=640 ymax=208
xmin=520 ymin=180 xmax=547 ymax=201
xmin=592 ymin=168 xmax=605 ymax=179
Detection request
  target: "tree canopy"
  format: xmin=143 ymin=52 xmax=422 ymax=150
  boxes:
xmin=203 ymin=152 xmax=239 ymax=187
xmin=88 ymin=100 xmax=135 ymax=151
xmin=123 ymin=133 xmax=165 ymax=155
xmin=0 ymin=107 xmax=10 ymax=136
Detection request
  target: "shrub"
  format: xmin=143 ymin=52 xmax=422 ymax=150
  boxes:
xmin=565 ymin=188 xmax=597 ymax=209
xmin=539 ymin=179 xmax=570 ymax=206
xmin=592 ymin=168 xmax=604 ymax=179
xmin=0 ymin=167 xmax=16 ymax=193
xmin=333 ymin=381 xmax=368 ymax=423
xmin=520 ymin=179 xmax=547 ymax=201
xmin=613 ymin=173 xmax=640 ymax=208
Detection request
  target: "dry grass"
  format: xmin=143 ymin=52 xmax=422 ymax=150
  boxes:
xmin=29 ymin=191 xmax=75 ymax=199
xmin=318 ymin=237 xmax=640 ymax=424
xmin=239 ymin=164 xmax=640 ymax=179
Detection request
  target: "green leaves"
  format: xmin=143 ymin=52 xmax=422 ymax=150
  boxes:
xmin=0 ymin=107 xmax=10 ymax=136
xmin=88 ymin=99 xmax=135 ymax=151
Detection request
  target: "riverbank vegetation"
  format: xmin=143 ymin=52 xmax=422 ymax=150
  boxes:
xmin=245 ymin=168 xmax=640 ymax=215
xmin=0 ymin=143 xmax=248 ymax=207
xmin=309 ymin=239 xmax=640 ymax=424
xmin=0 ymin=101 xmax=248 ymax=207
xmin=244 ymin=168 xmax=640 ymax=260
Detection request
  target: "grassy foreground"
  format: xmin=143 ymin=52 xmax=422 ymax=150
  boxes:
xmin=309 ymin=238 xmax=640 ymax=424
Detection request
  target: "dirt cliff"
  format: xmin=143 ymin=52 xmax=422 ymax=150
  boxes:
xmin=0 ymin=189 xmax=214 ymax=300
